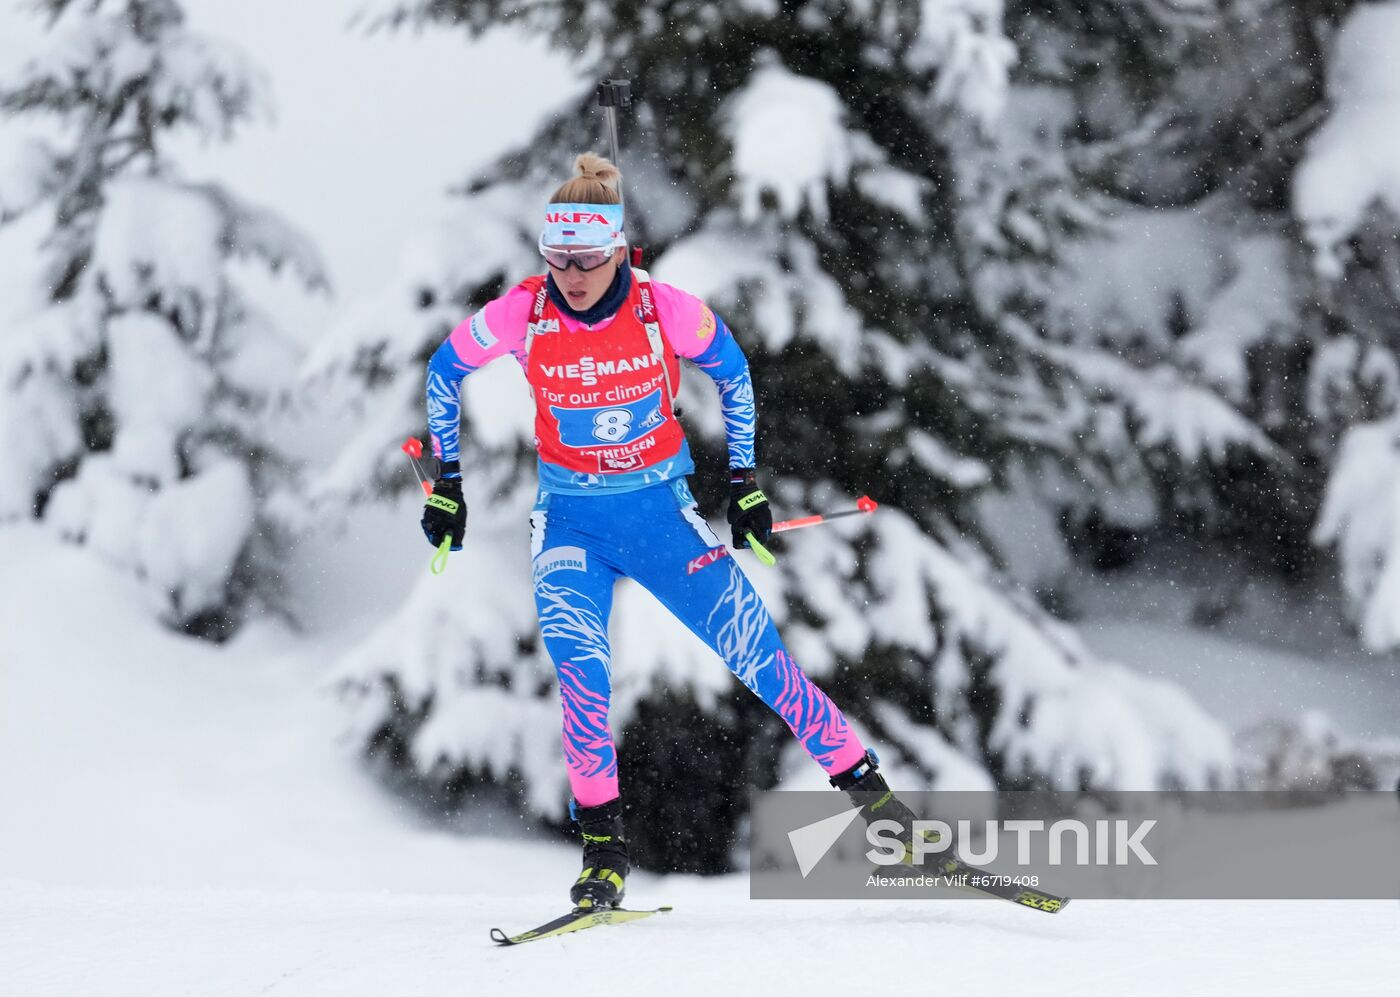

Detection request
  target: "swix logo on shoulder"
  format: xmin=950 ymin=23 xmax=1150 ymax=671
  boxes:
xmin=545 ymin=211 xmax=613 ymax=226
xmin=638 ymin=285 xmax=654 ymax=318
xmin=686 ymin=546 xmax=731 ymax=575
xmin=533 ymin=285 xmax=548 ymax=316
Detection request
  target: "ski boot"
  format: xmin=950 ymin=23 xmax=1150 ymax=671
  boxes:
xmin=569 ymin=797 xmax=629 ymax=910
xmin=830 ymin=749 xmax=949 ymax=871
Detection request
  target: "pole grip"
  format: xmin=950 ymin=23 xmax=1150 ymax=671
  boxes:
xmin=745 ymin=532 xmax=777 ymax=566
xmin=431 ymin=535 xmax=453 ymax=575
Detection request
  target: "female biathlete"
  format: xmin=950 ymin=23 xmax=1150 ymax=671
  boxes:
xmin=420 ymin=153 xmax=918 ymax=909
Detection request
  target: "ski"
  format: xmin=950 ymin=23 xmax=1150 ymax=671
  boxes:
xmin=490 ymin=904 xmax=673 ymax=946
xmin=936 ymin=857 xmax=1070 ymax=913
xmin=871 ymin=846 xmax=1070 ymax=914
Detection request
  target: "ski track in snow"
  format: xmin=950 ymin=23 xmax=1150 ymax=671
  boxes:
xmin=3 ymin=885 xmax=1396 ymax=996
xmin=1 ymin=527 xmax=1397 ymax=995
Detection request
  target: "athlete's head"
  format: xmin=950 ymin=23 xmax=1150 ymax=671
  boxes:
xmin=540 ymin=152 xmax=627 ymax=311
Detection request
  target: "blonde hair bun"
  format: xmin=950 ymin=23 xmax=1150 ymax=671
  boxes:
xmin=550 ymin=153 xmax=623 ymax=205
xmin=574 ymin=152 xmax=621 ymax=189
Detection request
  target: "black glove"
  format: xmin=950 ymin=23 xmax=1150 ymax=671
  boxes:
xmin=726 ymin=467 xmax=772 ymax=550
xmin=421 ymin=469 xmax=466 ymax=551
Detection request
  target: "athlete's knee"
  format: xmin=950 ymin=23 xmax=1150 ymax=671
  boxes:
xmin=558 ymin=658 xmax=612 ymax=729
xmin=700 ymin=566 xmax=781 ymax=667
xmin=763 ymin=650 xmax=866 ymax=773
xmin=556 ymin=654 xmax=611 ymax=700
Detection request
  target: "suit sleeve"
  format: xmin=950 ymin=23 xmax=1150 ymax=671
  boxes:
xmin=651 ymin=280 xmax=757 ymax=470
xmin=689 ymin=313 xmax=756 ymax=470
xmin=426 ymin=284 xmax=533 ymax=474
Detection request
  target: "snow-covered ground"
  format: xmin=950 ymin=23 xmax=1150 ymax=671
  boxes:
xmin=6 ymin=884 xmax=1393 ymax=996
xmin=3 ymin=527 xmax=1397 ymax=996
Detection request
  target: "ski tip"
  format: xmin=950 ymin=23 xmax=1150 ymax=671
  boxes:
xmin=490 ymin=904 xmax=672 ymax=947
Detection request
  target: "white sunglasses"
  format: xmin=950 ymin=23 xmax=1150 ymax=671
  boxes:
xmin=537 ymin=239 xmax=622 ymax=272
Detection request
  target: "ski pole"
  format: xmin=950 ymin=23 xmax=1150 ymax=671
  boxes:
xmin=401 ymin=437 xmax=433 ymax=497
xmin=743 ymin=496 xmax=878 ymax=567
xmin=596 ymin=79 xmax=631 ymax=211
xmin=771 ymin=495 xmax=880 ymax=535
xmin=403 ymin=437 xmax=455 ymax=574
xmin=597 ymin=79 xmax=648 ymax=267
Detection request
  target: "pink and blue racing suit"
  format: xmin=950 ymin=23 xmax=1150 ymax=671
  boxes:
xmin=426 ymin=266 xmax=866 ymax=806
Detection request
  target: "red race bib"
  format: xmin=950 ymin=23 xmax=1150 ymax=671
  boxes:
xmin=524 ymin=273 xmax=684 ymax=475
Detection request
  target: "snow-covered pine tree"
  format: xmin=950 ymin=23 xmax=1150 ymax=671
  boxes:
xmin=1296 ymin=0 xmax=1400 ymax=650
xmin=325 ymin=0 xmax=1237 ymax=870
xmin=993 ymin=0 xmax=1336 ymax=582
xmin=1004 ymin=0 xmax=1400 ymax=650
xmin=0 ymin=0 xmax=327 ymax=635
